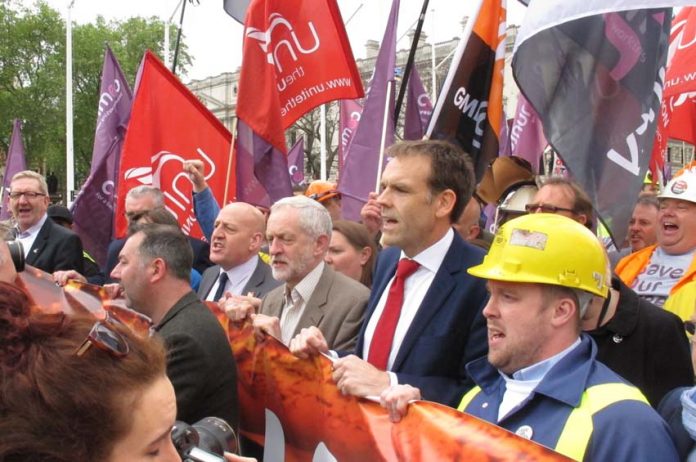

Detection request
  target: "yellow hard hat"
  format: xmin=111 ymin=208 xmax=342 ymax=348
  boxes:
xmin=468 ymin=213 xmax=609 ymax=297
xmin=304 ymin=180 xmax=340 ymax=203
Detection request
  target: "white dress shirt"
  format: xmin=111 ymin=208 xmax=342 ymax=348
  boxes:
xmin=279 ymin=261 xmax=325 ymax=345
xmin=17 ymin=214 xmax=48 ymax=258
xmin=206 ymin=255 xmax=260 ymax=301
xmin=362 ymin=228 xmax=454 ymax=371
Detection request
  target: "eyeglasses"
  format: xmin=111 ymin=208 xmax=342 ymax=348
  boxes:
xmin=524 ymin=203 xmax=576 ymax=214
xmin=8 ymin=191 xmax=46 ymax=200
xmin=75 ymin=320 xmax=130 ymax=358
xmin=685 ymin=320 xmax=695 ymax=336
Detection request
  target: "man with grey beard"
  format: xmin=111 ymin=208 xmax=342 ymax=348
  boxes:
xmin=243 ymin=195 xmax=369 ymax=351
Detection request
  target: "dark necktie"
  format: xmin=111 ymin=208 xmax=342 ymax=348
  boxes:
xmin=367 ymin=258 xmax=420 ymax=370
xmin=212 ymin=272 xmax=229 ymax=301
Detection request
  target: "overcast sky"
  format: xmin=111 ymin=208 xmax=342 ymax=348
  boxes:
xmin=39 ymin=0 xmax=527 ymax=82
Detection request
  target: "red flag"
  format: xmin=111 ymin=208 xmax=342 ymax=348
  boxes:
xmin=650 ymin=7 xmax=696 ymax=182
xmin=114 ymin=51 xmax=233 ymax=240
xmin=236 ymin=0 xmax=364 ymax=153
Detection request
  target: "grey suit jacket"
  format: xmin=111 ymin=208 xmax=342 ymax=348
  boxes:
xmin=260 ymin=265 xmax=369 ymax=351
xmin=198 ymin=257 xmax=280 ymax=301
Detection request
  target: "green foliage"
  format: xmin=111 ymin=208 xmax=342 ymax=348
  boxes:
xmin=0 ymin=0 xmax=191 ymax=194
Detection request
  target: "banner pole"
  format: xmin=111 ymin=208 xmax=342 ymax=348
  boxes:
xmin=375 ymin=80 xmax=393 ymax=192
xmin=223 ymin=117 xmax=238 ymax=205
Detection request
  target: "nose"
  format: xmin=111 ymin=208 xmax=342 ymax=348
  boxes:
xmin=482 ymin=298 xmax=497 ymax=319
xmin=110 ymin=263 xmax=121 ymax=281
xmin=324 ymin=254 xmax=333 ymax=265
xmin=269 ymin=237 xmax=282 ymax=255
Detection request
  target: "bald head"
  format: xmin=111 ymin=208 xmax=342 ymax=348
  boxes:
xmin=453 ymin=197 xmax=482 ymax=241
xmin=209 ymin=202 xmax=266 ymax=270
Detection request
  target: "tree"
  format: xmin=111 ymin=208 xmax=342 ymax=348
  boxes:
xmin=0 ymin=0 xmax=191 ymax=198
xmin=291 ymin=102 xmax=340 ymax=181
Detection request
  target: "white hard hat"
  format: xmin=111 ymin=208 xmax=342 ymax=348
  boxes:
xmin=659 ymin=168 xmax=696 ymax=204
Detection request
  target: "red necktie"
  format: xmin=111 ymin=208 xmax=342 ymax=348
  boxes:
xmin=368 ymin=258 xmax=420 ymax=370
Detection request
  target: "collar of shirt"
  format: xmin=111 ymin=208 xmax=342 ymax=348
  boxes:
xmin=286 ymin=260 xmax=325 ymax=306
xmin=502 ymin=337 xmax=582 ymax=382
xmin=17 ymin=213 xmax=47 ymax=238
xmin=399 ymin=228 xmax=454 ymax=275
xmin=222 ymin=254 xmax=259 ymax=289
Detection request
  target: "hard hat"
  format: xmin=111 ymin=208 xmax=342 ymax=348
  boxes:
xmin=468 ymin=213 xmax=609 ymax=297
xmin=499 ymin=184 xmax=539 ymax=213
xmin=475 ymin=156 xmax=535 ymax=205
xmin=658 ymin=167 xmax=696 ymax=205
xmin=304 ymin=180 xmax=340 ymax=203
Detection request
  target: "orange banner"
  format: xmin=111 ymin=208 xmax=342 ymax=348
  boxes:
xmin=209 ymin=307 xmax=571 ymax=461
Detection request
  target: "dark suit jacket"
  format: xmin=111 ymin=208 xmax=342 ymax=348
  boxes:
xmin=156 ymin=291 xmax=239 ymax=427
xmin=355 ymin=231 xmax=488 ymax=407
xmin=26 ymin=217 xmax=84 ymax=274
xmin=198 ymin=257 xmax=280 ymax=301
xmin=261 ymin=264 xmax=369 ymax=351
xmin=105 ymin=235 xmax=212 ymax=280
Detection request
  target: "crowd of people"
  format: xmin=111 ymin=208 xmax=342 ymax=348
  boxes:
xmin=2 ymin=138 xmax=696 ymax=460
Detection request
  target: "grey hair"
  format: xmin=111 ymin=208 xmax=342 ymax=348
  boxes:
xmin=271 ymin=195 xmax=332 ymax=240
xmin=133 ymin=224 xmax=192 ymax=281
xmin=126 ymin=186 xmax=165 ymax=207
xmin=636 ymin=194 xmax=659 ymax=209
xmin=10 ymin=171 xmax=48 ymax=195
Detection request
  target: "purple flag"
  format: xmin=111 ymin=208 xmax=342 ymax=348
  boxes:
xmin=338 ymin=99 xmax=363 ymax=175
xmin=513 ymin=1 xmax=680 ymax=246
xmin=1 ymin=119 xmax=27 ymax=220
xmin=235 ymin=119 xmax=292 ymax=208
xmin=70 ymin=46 xmax=132 ymax=267
xmin=338 ymin=0 xmax=399 ymax=221
xmin=404 ymin=66 xmax=433 ymax=140
xmin=508 ymin=95 xmax=547 ymax=172
xmin=287 ymin=138 xmax=305 ymax=187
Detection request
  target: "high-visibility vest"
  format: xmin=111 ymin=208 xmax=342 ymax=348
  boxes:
xmin=457 ymin=382 xmax=648 ymax=461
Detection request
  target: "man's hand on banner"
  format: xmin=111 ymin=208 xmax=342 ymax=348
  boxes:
xmin=52 ymin=269 xmax=87 ymax=287
xmin=102 ymin=283 xmax=124 ymax=300
xmin=360 ymin=192 xmax=383 ymax=240
xmin=183 ymin=159 xmax=208 ymax=193
xmin=380 ymin=384 xmax=422 ymax=423
xmin=289 ymin=326 xmax=329 ymax=358
xmin=333 ymin=355 xmax=390 ymax=398
xmin=221 ymin=293 xmax=260 ymax=322
xmin=251 ymin=313 xmax=282 ymax=342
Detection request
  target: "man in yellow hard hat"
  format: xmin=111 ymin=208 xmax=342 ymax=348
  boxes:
xmin=380 ymin=213 xmax=678 ymax=461
xmin=305 ymin=180 xmax=342 ymax=222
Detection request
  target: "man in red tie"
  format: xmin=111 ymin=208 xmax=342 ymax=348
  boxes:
xmin=291 ymin=140 xmax=489 ymax=407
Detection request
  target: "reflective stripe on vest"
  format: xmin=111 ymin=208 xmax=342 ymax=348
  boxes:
xmin=457 ymin=382 xmax=648 ymax=461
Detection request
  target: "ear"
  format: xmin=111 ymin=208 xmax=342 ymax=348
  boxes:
xmin=315 ymin=234 xmax=330 ymax=256
xmin=550 ymin=296 xmax=577 ymax=328
xmin=249 ymin=232 xmax=263 ymax=251
xmin=577 ymin=214 xmax=588 ymax=226
xmin=434 ymin=189 xmax=456 ymax=219
xmin=358 ymin=245 xmax=373 ymax=266
xmin=148 ymin=258 xmax=168 ymax=284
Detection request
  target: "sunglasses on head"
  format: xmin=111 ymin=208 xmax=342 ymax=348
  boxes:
xmin=524 ymin=203 xmax=576 ymax=214
xmin=75 ymin=319 xmax=130 ymax=358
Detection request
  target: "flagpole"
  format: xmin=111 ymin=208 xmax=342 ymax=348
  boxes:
xmin=393 ymin=0 xmax=430 ymax=126
xmin=66 ymin=0 xmax=76 ymax=205
xmin=430 ymin=8 xmax=437 ymax=102
xmin=223 ymin=117 xmax=238 ymax=206
xmin=376 ymin=81 xmax=393 ymax=192
xmin=171 ymin=0 xmax=187 ymax=75
xmin=320 ymin=104 xmax=327 ymax=181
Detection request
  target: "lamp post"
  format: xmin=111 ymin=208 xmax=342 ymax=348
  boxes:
xmin=66 ymin=0 xmax=76 ymax=205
